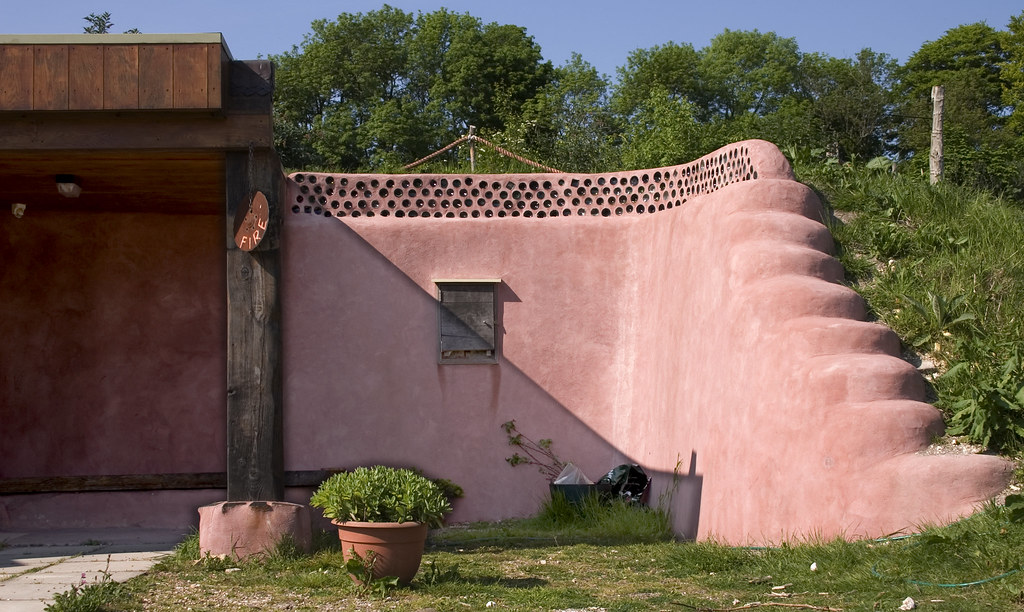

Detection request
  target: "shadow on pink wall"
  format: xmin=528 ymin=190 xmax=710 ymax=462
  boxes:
xmin=281 ymin=210 xmax=703 ymax=530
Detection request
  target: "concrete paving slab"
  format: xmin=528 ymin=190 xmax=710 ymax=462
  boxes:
xmin=0 ymin=547 xmax=104 ymax=583
xmin=0 ymin=529 xmax=183 ymax=611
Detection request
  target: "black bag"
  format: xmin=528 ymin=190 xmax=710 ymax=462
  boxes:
xmin=597 ymin=464 xmax=651 ymax=504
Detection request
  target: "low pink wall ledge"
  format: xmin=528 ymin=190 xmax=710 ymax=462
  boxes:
xmin=198 ymin=501 xmax=311 ymax=559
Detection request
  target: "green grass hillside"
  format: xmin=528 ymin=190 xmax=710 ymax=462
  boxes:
xmin=795 ymin=153 xmax=1024 ymax=457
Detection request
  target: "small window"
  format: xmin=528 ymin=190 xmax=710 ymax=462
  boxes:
xmin=436 ymin=280 xmax=499 ymax=364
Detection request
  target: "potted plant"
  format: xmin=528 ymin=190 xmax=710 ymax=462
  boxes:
xmin=310 ymin=466 xmax=452 ymax=585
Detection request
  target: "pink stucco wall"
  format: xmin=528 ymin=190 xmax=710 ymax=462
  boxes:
xmin=6 ymin=139 xmax=1004 ymax=538
xmin=0 ymin=211 xmax=226 ymax=528
xmin=284 ymin=140 xmax=1011 ymax=543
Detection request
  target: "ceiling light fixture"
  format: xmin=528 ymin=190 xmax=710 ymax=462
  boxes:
xmin=56 ymin=174 xmax=82 ymax=198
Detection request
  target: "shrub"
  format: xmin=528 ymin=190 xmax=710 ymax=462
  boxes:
xmin=310 ymin=466 xmax=452 ymax=528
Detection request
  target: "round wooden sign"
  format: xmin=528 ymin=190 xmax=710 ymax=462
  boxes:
xmin=234 ymin=191 xmax=269 ymax=251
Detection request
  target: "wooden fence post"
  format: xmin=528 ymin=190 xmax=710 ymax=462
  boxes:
xmin=930 ymin=85 xmax=944 ymax=185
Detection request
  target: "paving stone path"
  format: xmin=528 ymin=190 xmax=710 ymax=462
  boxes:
xmin=0 ymin=529 xmax=184 ymax=611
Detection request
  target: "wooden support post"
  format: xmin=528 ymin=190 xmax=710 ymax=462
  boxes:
xmin=469 ymin=125 xmax=476 ymax=173
xmin=225 ymin=147 xmax=284 ymax=501
xmin=930 ymin=85 xmax=944 ymax=185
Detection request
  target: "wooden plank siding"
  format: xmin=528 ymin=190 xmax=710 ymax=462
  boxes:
xmin=139 ymin=44 xmax=173 ymax=108
xmin=69 ymin=45 xmax=104 ymax=109
xmin=103 ymin=45 xmax=139 ymax=108
xmin=0 ymin=42 xmax=224 ymax=111
xmin=0 ymin=45 xmax=33 ymax=110
xmin=172 ymin=44 xmax=208 ymax=108
xmin=33 ymin=45 xmax=68 ymax=110
xmin=208 ymin=44 xmax=224 ymax=108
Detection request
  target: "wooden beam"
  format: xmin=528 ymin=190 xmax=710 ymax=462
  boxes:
xmin=0 ymin=112 xmax=271 ymax=151
xmin=225 ymin=148 xmax=285 ymax=501
xmin=0 ymin=39 xmax=226 ymax=111
xmin=208 ymin=44 xmax=225 ymax=109
xmin=0 ymin=473 xmax=226 ymax=494
xmin=0 ymin=471 xmax=338 ymax=494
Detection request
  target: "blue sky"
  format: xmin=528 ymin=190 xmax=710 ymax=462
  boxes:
xmin=2 ymin=1 xmax=1021 ymax=79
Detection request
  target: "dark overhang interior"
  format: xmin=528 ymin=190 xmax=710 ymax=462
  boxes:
xmin=0 ymin=150 xmax=225 ymax=215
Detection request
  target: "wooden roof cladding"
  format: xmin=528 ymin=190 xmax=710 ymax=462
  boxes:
xmin=0 ymin=34 xmax=229 ymax=111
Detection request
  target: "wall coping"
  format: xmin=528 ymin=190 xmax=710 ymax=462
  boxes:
xmin=0 ymin=33 xmax=232 ymax=59
xmin=289 ymin=139 xmax=795 ymax=221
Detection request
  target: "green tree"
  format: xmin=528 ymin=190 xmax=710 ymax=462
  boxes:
xmin=620 ymin=85 xmax=708 ymax=169
xmin=698 ymin=29 xmax=802 ymax=119
xmin=404 ymin=8 xmax=481 ymax=135
xmin=897 ymin=22 xmax=1024 ymax=197
xmin=437 ymin=21 xmax=552 ymax=133
xmin=612 ymin=29 xmax=805 ymax=164
xmin=896 ymin=23 xmax=1010 ymax=161
xmin=271 ymin=6 xmax=553 ymax=171
xmin=797 ymin=49 xmax=898 ymax=159
xmin=1002 ymin=11 xmax=1024 ymax=134
xmin=612 ymin=42 xmax=703 ymax=119
xmin=511 ymin=53 xmax=618 ymax=171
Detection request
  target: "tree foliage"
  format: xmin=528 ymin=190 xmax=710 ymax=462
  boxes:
xmin=620 ymin=85 xmax=706 ymax=169
xmin=271 ymin=7 xmax=1024 ymax=198
xmin=897 ymin=22 xmax=1010 ymax=154
xmin=891 ymin=22 xmax=1024 ymax=196
xmin=1005 ymin=12 xmax=1024 ymax=134
xmin=83 ymin=12 xmax=138 ymax=34
xmin=271 ymin=5 xmax=552 ymax=171
xmin=512 ymin=53 xmax=618 ymax=171
xmin=798 ymin=49 xmax=899 ymax=159
xmin=699 ymin=29 xmax=802 ymax=119
xmin=612 ymin=42 xmax=702 ymax=119
xmin=83 ymin=12 xmax=113 ymax=34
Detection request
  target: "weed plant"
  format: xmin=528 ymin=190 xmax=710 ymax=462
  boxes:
xmin=44 ymin=557 xmax=126 ymax=612
xmin=45 ymin=578 xmax=126 ymax=612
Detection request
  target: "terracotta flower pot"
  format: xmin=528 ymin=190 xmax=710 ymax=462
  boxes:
xmin=332 ymin=520 xmax=429 ymax=585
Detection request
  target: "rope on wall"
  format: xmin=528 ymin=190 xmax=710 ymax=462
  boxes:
xmin=403 ymin=131 xmax=563 ymax=173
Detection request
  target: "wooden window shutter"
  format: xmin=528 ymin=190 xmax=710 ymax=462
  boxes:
xmin=436 ymin=280 xmax=499 ymax=364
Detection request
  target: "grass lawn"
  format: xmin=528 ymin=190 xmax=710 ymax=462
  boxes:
xmin=53 ymin=497 xmax=1024 ymax=612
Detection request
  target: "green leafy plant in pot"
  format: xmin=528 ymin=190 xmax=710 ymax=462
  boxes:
xmin=310 ymin=466 xmax=452 ymax=585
